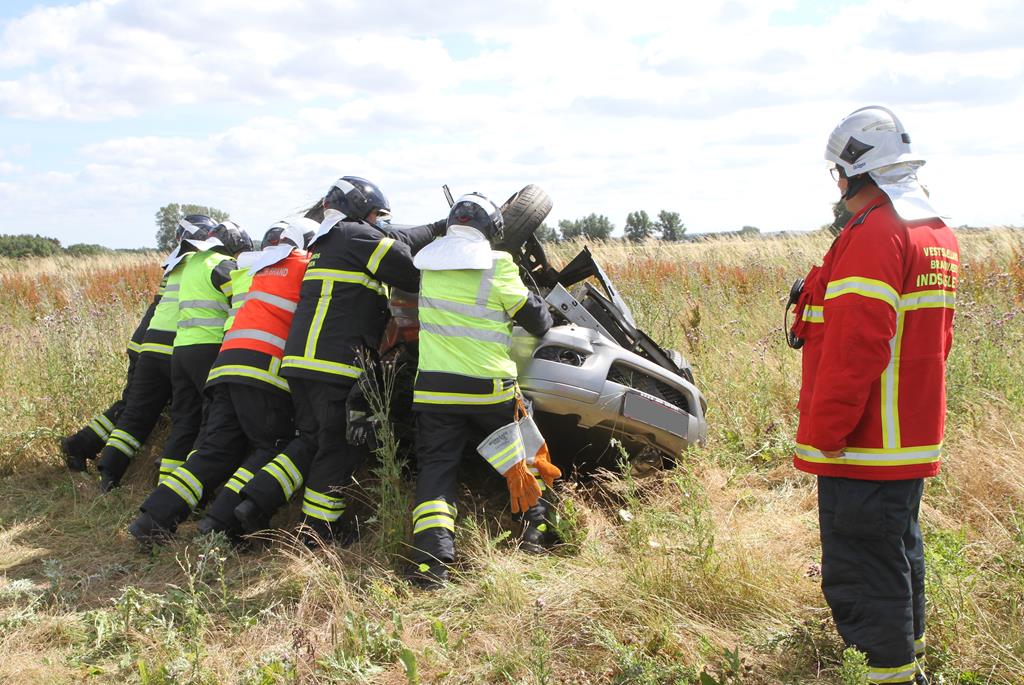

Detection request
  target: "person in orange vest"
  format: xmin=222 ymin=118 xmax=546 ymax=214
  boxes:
xmin=129 ymin=220 xmax=315 ymax=544
xmin=789 ymin=106 xmax=958 ymax=685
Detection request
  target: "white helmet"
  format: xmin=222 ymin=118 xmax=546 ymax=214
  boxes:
xmin=825 ymin=106 xmax=922 ymax=177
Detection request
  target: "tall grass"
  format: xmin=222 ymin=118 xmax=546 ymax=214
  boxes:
xmin=1 ymin=230 xmax=1022 ymax=683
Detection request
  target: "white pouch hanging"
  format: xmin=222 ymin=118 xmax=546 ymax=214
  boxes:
xmin=476 ymin=422 xmax=526 ymax=475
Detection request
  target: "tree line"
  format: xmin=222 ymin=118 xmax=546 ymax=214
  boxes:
xmin=3 ymin=201 xmax=853 ymax=258
xmin=535 ymin=210 xmax=688 ymax=243
xmin=0 ymin=234 xmax=147 ymax=259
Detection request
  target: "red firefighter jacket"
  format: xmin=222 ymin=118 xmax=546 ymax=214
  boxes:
xmin=791 ymin=196 xmax=958 ymax=480
xmin=207 ymin=250 xmax=310 ymax=395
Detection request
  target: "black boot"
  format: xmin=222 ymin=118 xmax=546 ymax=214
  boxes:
xmin=129 ymin=511 xmax=175 ymax=547
xmin=298 ymin=517 xmax=334 ymax=550
xmin=405 ymin=560 xmax=449 ymax=591
xmin=233 ymin=499 xmax=271 ymax=535
xmin=520 ymin=492 xmax=559 ymax=554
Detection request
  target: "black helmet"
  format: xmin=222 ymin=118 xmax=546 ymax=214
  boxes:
xmin=261 ymin=220 xmax=310 ymax=250
xmin=176 ymin=214 xmax=218 ymax=243
xmin=447 ymin=192 xmax=504 ymax=242
xmin=261 ymin=224 xmax=287 ymax=250
xmin=322 ymin=176 xmax=391 ymax=223
xmin=212 ymin=221 xmax=253 ymax=255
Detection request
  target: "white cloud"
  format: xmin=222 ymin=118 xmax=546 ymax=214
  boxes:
xmin=0 ymin=0 xmax=1022 ymax=247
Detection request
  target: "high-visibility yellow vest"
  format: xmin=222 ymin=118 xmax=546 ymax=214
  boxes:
xmin=148 ymin=257 xmax=191 ymax=334
xmin=174 ymin=250 xmax=233 ymax=347
xmin=223 ymin=267 xmax=253 ymax=333
xmin=416 ymin=252 xmax=529 ymax=379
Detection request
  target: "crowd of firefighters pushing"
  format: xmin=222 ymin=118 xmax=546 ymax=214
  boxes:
xmin=60 ymin=106 xmax=956 ymax=684
xmin=62 ymin=183 xmax=556 ymax=589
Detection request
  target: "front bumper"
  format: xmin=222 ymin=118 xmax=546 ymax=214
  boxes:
xmin=512 ymin=325 xmax=708 ymax=459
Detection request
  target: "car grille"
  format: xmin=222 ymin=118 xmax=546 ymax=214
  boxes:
xmin=608 ymin=363 xmax=690 ymax=413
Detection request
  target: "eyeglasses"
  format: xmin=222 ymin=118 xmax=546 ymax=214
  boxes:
xmin=829 ymin=166 xmax=844 ymax=182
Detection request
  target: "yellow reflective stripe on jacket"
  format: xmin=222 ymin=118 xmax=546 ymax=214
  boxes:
xmin=825 ymin=276 xmax=900 ymax=310
xmin=795 ymin=444 xmax=942 ymax=467
xmin=801 ymin=305 xmax=824 ymax=323
xmin=413 ymin=379 xmax=516 ymax=406
xmin=302 ymin=279 xmax=331 ymax=359
xmin=867 ymin=662 xmax=918 ymax=684
xmin=281 ymin=355 xmax=363 ymax=379
xmin=207 ymin=363 xmax=290 ymax=391
xmin=420 ymin=322 xmax=513 ymax=346
xmin=899 ymin=289 xmax=955 ymax=311
xmin=304 ymin=267 xmax=386 ymax=294
xmin=418 ymin=295 xmax=507 ymax=322
xmin=881 ymin=309 xmax=907 ymax=448
xmin=127 ymin=340 xmax=144 ymax=354
xmin=366 ymin=238 xmax=394 ymax=275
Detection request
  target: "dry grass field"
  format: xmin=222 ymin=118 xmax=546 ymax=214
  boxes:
xmin=1 ymin=230 xmax=1022 ymax=684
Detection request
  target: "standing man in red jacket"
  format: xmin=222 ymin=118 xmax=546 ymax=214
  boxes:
xmin=790 ymin=106 xmax=957 ymax=685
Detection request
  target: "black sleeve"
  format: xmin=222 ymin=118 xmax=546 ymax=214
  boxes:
xmin=129 ymin=295 xmax=160 ymax=345
xmin=381 ymin=223 xmax=438 ymax=255
xmin=351 ymin=233 xmax=421 ymax=293
xmin=511 ymin=292 xmax=553 ymax=337
xmin=211 ymin=259 xmax=237 ymax=295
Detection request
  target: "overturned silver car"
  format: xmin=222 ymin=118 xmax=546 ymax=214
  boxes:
xmin=382 ymin=185 xmax=707 ymax=469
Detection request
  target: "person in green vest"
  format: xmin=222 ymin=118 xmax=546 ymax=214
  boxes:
xmin=154 ymin=221 xmax=253 ymax=485
xmin=406 ymin=192 xmax=558 ymax=589
xmin=96 ymin=216 xmax=221 ymax=491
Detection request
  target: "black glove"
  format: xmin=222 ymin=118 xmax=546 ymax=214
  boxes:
xmin=346 ymin=409 xmax=380 ymax=450
xmin=97 ymin=450 xmax=131 ymax=491
xmin=430 ymin=219 xmax=448 ymax=237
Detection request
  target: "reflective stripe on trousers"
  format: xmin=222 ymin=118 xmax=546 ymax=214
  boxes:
xmin=301 ymin=487 xmax=345 ymax=522
xmin=412 ymin=499 xmax=457 ymax=534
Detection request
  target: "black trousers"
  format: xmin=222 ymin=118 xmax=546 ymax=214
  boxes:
xmin=818 ymin=476 xmax=925 ymax=684
xmin=239 ymin=378 xmax=353 ymax=528
xmin=96 ymin=352 xmax=173 ymax=485
xmin=411 ymin=403 xmax=516 ymax=566
xmin=140 ymin=383 xmax=294 ymax=532
xmin=66 ymin=349 xmax=141 ymax=458
xmin=237 ymin=399 xmax=314 ymax=522
xmin=157 ymin=343 xmax=222 ymax=480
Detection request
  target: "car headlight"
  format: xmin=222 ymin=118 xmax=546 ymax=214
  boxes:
xmin=534 ymin=345 xmax=589 ymax=367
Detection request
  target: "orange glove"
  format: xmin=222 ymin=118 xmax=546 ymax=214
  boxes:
xmin=504 ymin=459 xmax=542 ymax=513
xmin=531 ymin=443 xmax=562 ymax=489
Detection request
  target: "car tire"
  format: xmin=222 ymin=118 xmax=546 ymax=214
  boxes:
xmin=496 ymin=184 xmax=553 ymax=253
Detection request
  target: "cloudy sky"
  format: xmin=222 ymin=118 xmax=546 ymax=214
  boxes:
xmin=1 ymin=0 xmax=1021 ymax=248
